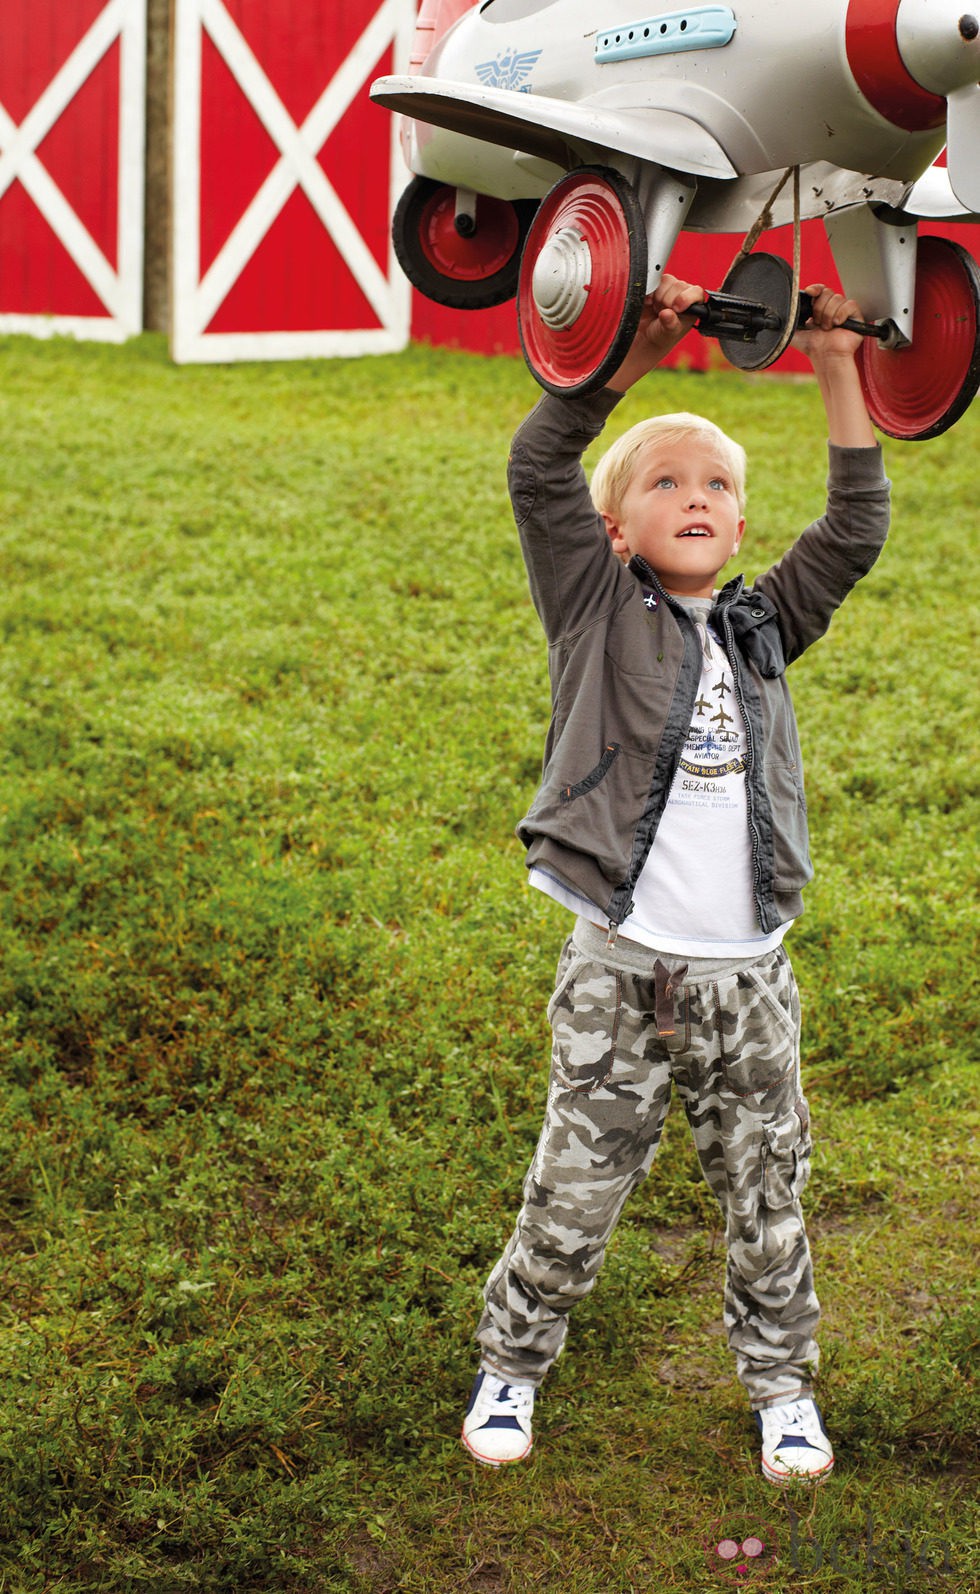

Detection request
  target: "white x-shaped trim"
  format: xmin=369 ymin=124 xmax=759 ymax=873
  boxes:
xmin=181 ymin=0 xmax=409 ymax=339
xmin=0 ymin=0 xmax=145 ymax=332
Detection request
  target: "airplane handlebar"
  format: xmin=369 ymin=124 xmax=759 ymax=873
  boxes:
xmin=691 ymin=290 xmax=887 ymax=342
xmin=795 ymin=291 xmax=887 ymax=339
xmin=688 ymin=291 xmax=781 ymax=341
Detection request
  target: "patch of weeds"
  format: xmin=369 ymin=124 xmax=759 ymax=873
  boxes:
xmin=0 ymin=336 xmax=975 ymax=1591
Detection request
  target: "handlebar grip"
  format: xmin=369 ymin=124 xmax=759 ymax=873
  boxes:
xmin=796 ymin=291 xmax=887 ymax=339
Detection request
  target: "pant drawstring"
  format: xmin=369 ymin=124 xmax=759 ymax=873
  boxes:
xmin=653 ymin=957 xmax=688 ymax=1037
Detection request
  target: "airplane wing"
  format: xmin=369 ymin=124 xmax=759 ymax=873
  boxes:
xmin=370 ymin=74 xmax=738 ymax=182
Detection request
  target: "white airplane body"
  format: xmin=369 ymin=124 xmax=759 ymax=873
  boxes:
xmin=371 ymin=0 xmax=980 ymax=434
xmin=383 ymin=0 xmax=975 ymax=221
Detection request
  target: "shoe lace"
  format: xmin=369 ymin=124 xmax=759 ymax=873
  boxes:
xmin=765 ymin=1400 xmax=823 ymax=1448
xmin=495 ymin=1381 xmax=534 ymax=1421
xmin=776 ymin=1401 xmax=810 ymax=1432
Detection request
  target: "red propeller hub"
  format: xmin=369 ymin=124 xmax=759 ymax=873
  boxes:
xmin=846 ymin=0 xmax=947 ymax=129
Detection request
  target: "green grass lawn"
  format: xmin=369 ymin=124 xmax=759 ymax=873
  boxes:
xmin=0 ymin=333 xmax=976 ymax=1592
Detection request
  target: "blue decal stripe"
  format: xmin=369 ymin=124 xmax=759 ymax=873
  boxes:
xmin=595 ymin=6 xmax=736 ymax=64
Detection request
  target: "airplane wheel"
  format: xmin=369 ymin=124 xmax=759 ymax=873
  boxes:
xmin=392 ymin=176 xmax=537 ymax=309
xmin=858 ymin=236 xmax=980 ymax=440
xmin=518 ymin=167 xmax=647 ymax=396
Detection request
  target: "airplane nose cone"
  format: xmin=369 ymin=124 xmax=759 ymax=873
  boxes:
xmin=897 ymin=0 xmax=980 ymax=96
xmin=530 ymin=228 xmax=592 ymax=331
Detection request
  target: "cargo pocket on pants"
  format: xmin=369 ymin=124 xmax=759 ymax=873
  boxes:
xmin=549 ymin=959 xmax=622 ymax=1096
xmin=761 ymin=1101 xmax=812 ymax=1210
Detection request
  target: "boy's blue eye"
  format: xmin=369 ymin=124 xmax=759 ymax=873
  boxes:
xmin=655 ymin=476 xmax=676 ymax=488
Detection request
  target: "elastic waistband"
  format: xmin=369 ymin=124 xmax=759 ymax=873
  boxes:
xmin=571 ymin=917 xmax=775 ymax=983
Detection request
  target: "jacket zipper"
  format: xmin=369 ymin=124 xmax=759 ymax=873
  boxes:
xmin=612 ymin=582 xmax=705 ymax=922
xmin=721 ymin=604 xmax=766 ymax=927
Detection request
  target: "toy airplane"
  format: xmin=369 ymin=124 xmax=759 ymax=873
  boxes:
xmin=371 ymin=0 xmax=980 ymax=438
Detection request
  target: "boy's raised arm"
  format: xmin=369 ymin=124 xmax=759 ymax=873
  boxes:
xmin=791 ymin=285 xmax=878 ymax=449
xmin=754 ymin=283 xmax=889 ymax=663
xmin=605 ymin=275 xmax=706 ymax=394
xmin=508 ymin=273 xmax=707 ymax=640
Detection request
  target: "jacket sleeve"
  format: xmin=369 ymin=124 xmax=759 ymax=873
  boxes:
xmin=508 ymin=387 xmax=630 ymax=643
xmin=753 ymin=443 xmax=891 ymax=666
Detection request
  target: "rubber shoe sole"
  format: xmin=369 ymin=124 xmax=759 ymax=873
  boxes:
xmin=761 ymin=1450 xmax=834 ymax=1486
xmin=460 ymin=1425 xmax=533 ymax=1467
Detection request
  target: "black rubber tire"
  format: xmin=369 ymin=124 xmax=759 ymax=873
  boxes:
xmin=392 ymin=176 xmax=538 ymax=309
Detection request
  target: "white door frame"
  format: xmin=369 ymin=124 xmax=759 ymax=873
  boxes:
xmin=0 ymin=0 xmax=146 ymax=341
xmin=171 ymin=0 xmax=414 ymax=364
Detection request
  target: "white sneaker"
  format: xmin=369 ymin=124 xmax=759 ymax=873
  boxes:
xmin=461 ymin=1368 xmax=534 ymax=1466
xmin=756 ymin=1398 xmax=834 ymax=1485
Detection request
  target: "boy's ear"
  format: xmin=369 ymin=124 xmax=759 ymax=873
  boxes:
xmin=733 ymin=515 xmax=746 ymax=556
xmin=602 ymin=511 xmax=631 ymax=565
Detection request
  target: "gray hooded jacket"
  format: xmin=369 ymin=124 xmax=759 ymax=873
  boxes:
xmin=508 ymin=388 xmax=891 ymax=934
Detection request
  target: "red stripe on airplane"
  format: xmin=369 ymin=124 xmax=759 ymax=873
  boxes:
xmin=845 ymin=0 xmax=946 ymax=130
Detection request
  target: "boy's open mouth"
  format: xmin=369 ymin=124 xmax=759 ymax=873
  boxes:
xmin=678 ymin=525 xmax=712 ymax=537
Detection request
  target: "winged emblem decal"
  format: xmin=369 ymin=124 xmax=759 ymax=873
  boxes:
xmin=475 ymin=49 xmax=542 ymax=92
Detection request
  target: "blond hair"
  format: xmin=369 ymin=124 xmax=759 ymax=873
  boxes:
xmin=590 ymin=412 xmax=748 ymax=519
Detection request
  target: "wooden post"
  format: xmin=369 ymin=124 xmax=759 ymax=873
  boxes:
xmin=144 ymin=0 xmax=172 ymax=331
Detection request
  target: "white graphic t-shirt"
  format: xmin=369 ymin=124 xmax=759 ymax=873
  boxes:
xmin=532 ymin=595 xmax=791 ymax=957
xmin=622 ymin=598 xmax=790 ymax=955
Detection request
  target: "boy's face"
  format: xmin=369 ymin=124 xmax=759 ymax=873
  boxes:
xmin=602 ymin=435 xmax=745 ymax=598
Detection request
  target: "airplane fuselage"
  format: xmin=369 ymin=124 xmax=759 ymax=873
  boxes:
xmin=395 ymin=0 xmax=976 ymax=226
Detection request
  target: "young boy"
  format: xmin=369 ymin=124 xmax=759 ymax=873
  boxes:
xmin=461 ymin=275 xmax=890 ymax=1483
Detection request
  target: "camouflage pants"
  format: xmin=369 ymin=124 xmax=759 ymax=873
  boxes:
xmin=476 ymin=919 xmax=820 ymax=1409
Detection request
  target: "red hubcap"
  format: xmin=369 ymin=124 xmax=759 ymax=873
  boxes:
xmin=418 ymin=189 xmax=520 ymax=282
xmin=859 ymin=237 xmax=980 ymax=440
xmin=519 ymin=172 xmax=643 ymax=391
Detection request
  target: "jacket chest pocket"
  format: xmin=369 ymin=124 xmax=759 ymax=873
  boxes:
xmin=727 ymin=596 xmax=786 ymax=678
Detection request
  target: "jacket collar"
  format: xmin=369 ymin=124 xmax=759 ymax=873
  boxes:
xmin=627 ymin=555 xmax=746 ymax=618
